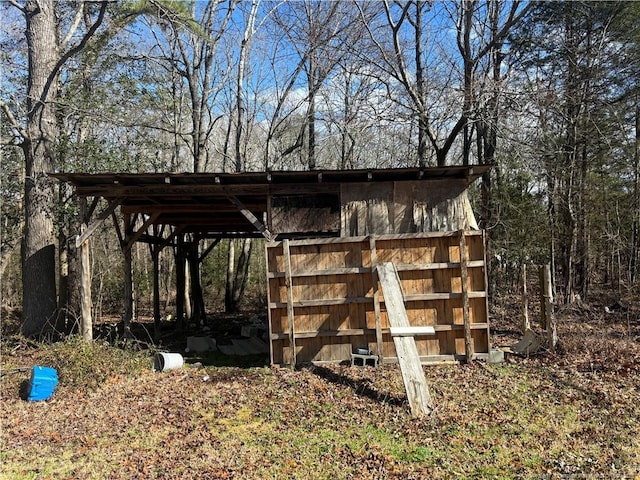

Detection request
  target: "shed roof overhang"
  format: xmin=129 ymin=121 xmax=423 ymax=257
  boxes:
xmin=51 ymin=165 xmax=491 ymax=240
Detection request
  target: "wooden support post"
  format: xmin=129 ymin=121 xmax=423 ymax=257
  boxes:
xmin=75 ymin=198 xmax=122 ymax=248
xmin=369 ymin=236 xmax=384 ymax=363
xmin=539 ymin=265 xmax=546 ymax=330
xmin=377 ymin=262 xmax=434 ymax=417
xmin=175 ymin=236 xmax=186 ymax=332
xmin=122 ymin=214 xmax=134 ymax=339
xmin=522 ymin=264 xmax=530 ymax=332
xmin=187 ymin=241 xmax=206 ymax=325
xmin=152 ymin=249 xmax=161 ymax=341
xmin=79 ymin=198 xmax=93 ymax=342
xmin=543 ymin=264 xmax=558 ymax=350
xmin=283 ymin=239 xmax=296 ymax=368
xmin=459 ymin=230 xmax=473 ymax=362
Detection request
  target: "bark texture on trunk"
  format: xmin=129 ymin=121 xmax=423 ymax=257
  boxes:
xmin=21 ymin=0 xmax=60 ymax=337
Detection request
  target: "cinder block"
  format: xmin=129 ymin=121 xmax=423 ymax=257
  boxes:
xmin=488 ymin=348 xmax=505 ymax=364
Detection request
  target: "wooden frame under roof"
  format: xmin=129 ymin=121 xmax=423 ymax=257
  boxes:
xmin=52 ymin=165 xmax=490 ymax=241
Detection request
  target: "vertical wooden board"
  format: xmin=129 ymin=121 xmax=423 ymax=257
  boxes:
xmin=472 ymin=329 xmax=489 ymax=353
xmin=432 ymin=266 xmax=445 ymax=294
xmin=423 ymin=303 xmax=438 ymax=325
xmin=459 ymin=230 xmax=472 ymax=362
xmin=379 ymin=302 xmax=390 ymax=328
xmin=448 ymin=240 xmax=460 ymax=263
xmin=381 ymin=239 xmax=399 ymax=264
xmin=335 ymin=304 xmax=351 ymax=332
xmin=414 ymin=238 xmax=430 ymax=297
xmin=437 ymin=331 xmax=450 ymax=356
xmin=369 ymin=198 xmax=391 ymax=234
xmin=435 ymin=298 xmax=456 ymax=355
xmin=299 ymin=335 xmax=322 ymax=363
xmin=344 ymin=243 xmax=360 ymax=333
xmin=405 ymin=307 xmax=420 ymax=327
xmin=271 ymin=339 xmax=284 ymax=364
xmin=270 ymin=274 xmax=285 ymax=309
xmin=341 ymin=241 xmax=355 ymax=268
xmin=272 ymin=307 xmax=289 ymax=334
xmin=414 ymin=338 xmax=428 ymax=356
xmin=455 ymin=332 xmax=466 ymax=355
xmin=392 ymin=182 xmax=414 ymax=232
xmin=468 ymin=234 xmax=483 ymax=261
xmin=451 ymin=297 xmax=464 ymax=325
xmin=346 ymin=273 xmax=360 ymax=332
xmin=470 ymin=265 xmax=485 ymax=291
xmin=470 ymin=298 xmax=487 ymax=323
xmin=406 ymin=239 xmax=422 ymax=296
xmin=356 ymin=269 xmax=368 ymax=329
xmin=283 ymin=240 xmax=297 ymax=366
xmin=308 ymin=246 xmax=323 ymax=357
xmin=450 ymin=268 xmax=462 ymax=293
xmin=382 ymin=332 xmax=395 ymax=358
xmin=314 ymin=341 xmax=351 ymax=363
xmin=266 ymin=243 xmax=283 ymax=273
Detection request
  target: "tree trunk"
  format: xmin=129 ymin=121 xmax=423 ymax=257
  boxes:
xmin=175 ymin=236 xmax=186 ymax=331
xmin=21 ymin=0 xmax=60 ymax=337
xmin=122 ymin=214 xmax=134 ymax=339
xmin=79 ymin=198 xmax=93 ymax=342
xmin=229 ymin=238 xmax=253 ymax=313
xmin=225 ymin=239 xmax=236 ymax=312
xmin=631 ymin=100 xmax=639 ymax=284
xmin=187 ymin=242 xmax=206 ymax=325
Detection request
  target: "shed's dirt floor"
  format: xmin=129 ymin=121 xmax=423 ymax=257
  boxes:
xmin=1 ymin=290 xmax=639 ymax=479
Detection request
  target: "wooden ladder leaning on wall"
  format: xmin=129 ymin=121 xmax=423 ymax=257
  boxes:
xmin=376 ymin=262 xmax=435 ymax=417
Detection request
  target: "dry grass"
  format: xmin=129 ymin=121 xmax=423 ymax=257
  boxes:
xmin=1 ymin=296 xmax=639 ymax=479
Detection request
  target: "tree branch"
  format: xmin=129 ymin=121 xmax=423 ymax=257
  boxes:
xmin=0 ymin=100 xmax=28 ymax=142
xmin=34 ymin=1 xmax=109 ymax=114
xmin=7 ymin=0 xmax=26 ymax=13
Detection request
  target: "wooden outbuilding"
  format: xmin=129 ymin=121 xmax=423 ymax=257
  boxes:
xmin=53 ymin=165 xmax=492 ymax=365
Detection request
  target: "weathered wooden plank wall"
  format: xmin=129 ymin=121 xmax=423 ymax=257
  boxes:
xmin=266 ymin=231 xmax=490 ymax=366
xmin=340 ymin=180 xmax=478 ymax=236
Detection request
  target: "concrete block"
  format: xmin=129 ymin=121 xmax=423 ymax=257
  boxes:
xmin=488 ymin=348 xmax=505 ymax=364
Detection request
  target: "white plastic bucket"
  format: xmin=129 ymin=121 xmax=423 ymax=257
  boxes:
xmin=153 ymin=352 xmax=184 ymax=372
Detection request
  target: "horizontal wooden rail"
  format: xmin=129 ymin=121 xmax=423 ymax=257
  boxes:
xmin=390 ymin=326 xmax=436 ymax=337
xmin=268 ymin=260 xmax=485 ymax=279
xmin=270 ymin=323 xmax=490 ymax=340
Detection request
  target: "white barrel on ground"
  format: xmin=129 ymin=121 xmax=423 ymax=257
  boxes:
xmin=153 ymin=352 xmax=184 ymax=372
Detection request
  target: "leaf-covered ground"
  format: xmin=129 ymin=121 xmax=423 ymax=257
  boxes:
xmin=1 ymin=300 xmax=639 ymax=479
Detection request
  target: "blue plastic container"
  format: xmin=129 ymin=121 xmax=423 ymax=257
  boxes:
xmin=26 ymin=366 xmax=58 ymax=402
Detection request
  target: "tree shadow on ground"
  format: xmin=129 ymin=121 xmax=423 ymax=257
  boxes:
xmin=304 ymin=364 xmax=407 ymax=408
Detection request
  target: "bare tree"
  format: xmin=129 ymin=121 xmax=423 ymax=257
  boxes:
xmin=265 ymin=0 xmax=355 ymax=170
xmin=1 ymin=0 xmax=109 ymax=337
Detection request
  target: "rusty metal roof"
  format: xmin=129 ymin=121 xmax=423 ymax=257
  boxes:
xmin=51 ymin=165 xmax=491 ymax=239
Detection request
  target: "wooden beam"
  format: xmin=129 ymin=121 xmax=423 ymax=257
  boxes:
xmin=79 ymin=198 xmax=92 ymax=342
xmin=369 ymin=236 xmax=384 ymax=363
xmin=227 ymin=195 xmax=274 ymax=241
xmin=390 ymin=326 xmax=436 ymax=337
xmin=158 ymin=225 xmax=187 ymax=252
xmin=76 ymin=198 xmax=122 ymax=247
xmin=543 ymin=264 xmax=558 ymax=350
xmin=87 ymin=196 xmax=100 ymax=218
xmin=522 ymin=264 xmax=530 ymax=332
xmin=122 ymin=214 xmax=134 ymax=339
xmin=376 ymin=262 xmax=433 ymax=417
xmin=459 ymin=230 xmax=473 ymax=363
xmin=283 ymin=239 xmax=296 ymax=367
xmin=111 ymin=210 xmax=124 ymax=246
xmin=125 ymin=212 xmax=160 ymax=252
xmin=199 ymin=238 xmax=221 ymax=263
